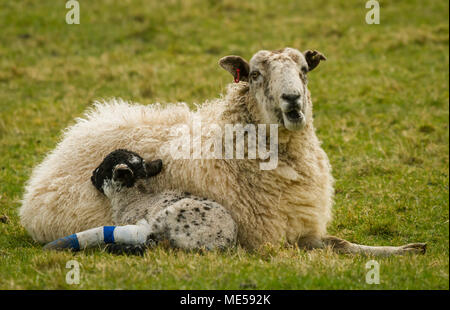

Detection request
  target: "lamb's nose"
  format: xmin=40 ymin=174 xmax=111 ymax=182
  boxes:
xmin=281 ymin=93 xmax=301 ymax=105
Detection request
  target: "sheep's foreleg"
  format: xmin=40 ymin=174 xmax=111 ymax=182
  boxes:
xmin=298 ymin=235 xmax=427 ymax=256
xmin=43 ymin=219 xmax=152 ymax=252
xmin=322 ymin=236 xmax=427 ymax=256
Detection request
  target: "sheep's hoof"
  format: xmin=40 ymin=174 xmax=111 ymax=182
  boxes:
xmin=43 ymin=235 xmax=80 ymax=251
xmin=104 ymin=243 xmax=147 ymax=256
xmin=399 ymin=243 xmax=427 ymax=255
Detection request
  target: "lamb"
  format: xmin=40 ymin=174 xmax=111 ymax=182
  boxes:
xmin=20 ymin=47 xmax=426 ymax=256
xmin=43 ymin=149 xmax=237 ymax=253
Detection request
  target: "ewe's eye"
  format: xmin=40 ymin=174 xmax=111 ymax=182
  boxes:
xmin=250 ymin=71 xmax=260 ymax=80
xmin=301 ymin=66 xmax=308 ymax=75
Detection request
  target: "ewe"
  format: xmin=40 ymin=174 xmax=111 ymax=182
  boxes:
xmin=21 ymin=47 xmax=426 ymax=255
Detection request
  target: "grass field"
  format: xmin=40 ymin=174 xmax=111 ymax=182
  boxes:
xmin=0 ymin=0 xmax=448 ymax=289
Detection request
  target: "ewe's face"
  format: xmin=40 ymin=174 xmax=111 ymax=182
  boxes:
xmin=219 ymin=47 xmax=326 ymax=131
xmin=249 ymin=48 xmax=310 ymax=131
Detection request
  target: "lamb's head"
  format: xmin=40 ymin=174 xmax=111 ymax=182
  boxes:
xmin=219 ymin=47 xmax=326 ymax=131
xmin=91 ymin=149 xmax=163 ymax=197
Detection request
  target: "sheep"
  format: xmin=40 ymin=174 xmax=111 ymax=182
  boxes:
xmin=43 ymin=149 xmax=237 ymax=253
xmin=20 ymin=47 xmax=426 ymax=256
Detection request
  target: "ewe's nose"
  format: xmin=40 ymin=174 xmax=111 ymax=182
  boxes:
xmin=281 ymin=93 xmax=301 ymax=108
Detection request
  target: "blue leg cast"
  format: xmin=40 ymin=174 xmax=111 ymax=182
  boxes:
xmin=43 ymin=234 xmax=80 ymax=251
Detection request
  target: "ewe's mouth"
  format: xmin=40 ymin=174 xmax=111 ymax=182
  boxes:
xmin=284 ymin=109 xmax=303 ymax=122
xmin=281 ymin=109 xmax=306 ymax=131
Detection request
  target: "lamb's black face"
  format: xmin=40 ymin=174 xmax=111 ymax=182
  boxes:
xmin=91 ymin=149 xmax=163 ymax=194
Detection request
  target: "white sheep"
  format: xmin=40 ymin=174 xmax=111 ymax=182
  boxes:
xmin=20 ymin=47 xmax=426 ymax=256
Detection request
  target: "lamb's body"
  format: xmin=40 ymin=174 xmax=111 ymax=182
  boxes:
xmin=109 ymin=188 xmax=238 ymax=250
xmin=21 ymin=48 xmax=425 ymax=255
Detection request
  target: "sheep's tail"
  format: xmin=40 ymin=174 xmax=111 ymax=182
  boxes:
xmin=43 ymin=220 xmax=151 ymax=251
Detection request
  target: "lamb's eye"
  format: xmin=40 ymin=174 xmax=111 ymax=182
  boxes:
xmin=301 ymin=66 xmax=308 ymax=74
xmin=250 ymin=71 xmax=260 ymax=80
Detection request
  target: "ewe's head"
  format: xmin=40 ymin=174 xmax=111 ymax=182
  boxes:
xmin=91 ymin=149 xmax=163 ymax=196
xmin=219 ymin=47 xmax=326 ymax=131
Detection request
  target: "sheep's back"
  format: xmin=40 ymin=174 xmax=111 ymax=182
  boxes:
xmin=20 ymin=99 xmax=192 ymax=243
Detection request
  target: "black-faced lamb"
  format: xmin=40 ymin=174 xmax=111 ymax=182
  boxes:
xmin=43 ymin=149 xmax=237 ymax=253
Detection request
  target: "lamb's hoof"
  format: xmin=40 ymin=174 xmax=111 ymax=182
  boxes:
xmin=105 ymin=243 xmax=147 ymax=256
xmin=399 ymin=243 xmax=427 ymax=255
xmin=43 ymin=234 xmax=80 ymax=251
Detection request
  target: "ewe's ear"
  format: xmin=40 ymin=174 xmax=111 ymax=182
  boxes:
xmin=218 ymin=55 xmax=250 ymax=82
xmin=145 ymin=159 xmax=163 ymax=178
xmin=303 ymin=50 xmax=326 ymax=72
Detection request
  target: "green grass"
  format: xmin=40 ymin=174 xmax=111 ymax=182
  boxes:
xmin=0 ymin=0 xmax=448 ymax=289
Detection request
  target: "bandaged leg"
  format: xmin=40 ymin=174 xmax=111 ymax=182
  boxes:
xmin=43 ymin=219 xmax=151 ymax=251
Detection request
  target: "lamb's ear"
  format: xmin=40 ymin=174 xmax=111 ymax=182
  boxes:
xmin=113 ymin=164 xmax=134 ymax=187
xmin=145 ymin=159 xmax=163 ymax=177
xmin=91 ymin=167 xmax=105 ymax=193
xmin=303 ymin=50 xmax=326 ymax=72
xmin=219 ymin=55 xmax=250 ymax=82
